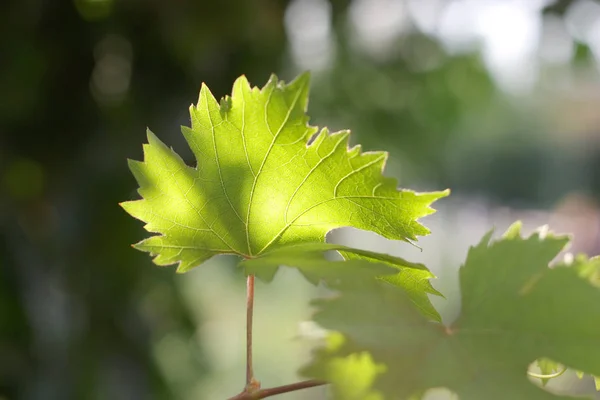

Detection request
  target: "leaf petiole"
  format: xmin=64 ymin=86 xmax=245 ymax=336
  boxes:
xmin=246 ymin=274 xmax=260 ymax=392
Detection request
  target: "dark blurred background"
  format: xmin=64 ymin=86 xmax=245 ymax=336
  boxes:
xmin=2 ymin=0 xmax=600 ymax=399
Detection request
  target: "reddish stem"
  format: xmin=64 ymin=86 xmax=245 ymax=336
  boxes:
xmin=232 ymin=274 xmax=327 ymax=399
xmin=246 ymin=275 xmax=260 ymax=392
xmin=228 ymin=379 xmax=328 ymax=400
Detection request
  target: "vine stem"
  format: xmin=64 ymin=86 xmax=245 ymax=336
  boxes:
xmin=228 ymin=379 xmax=328 ymax=400
xmin=227 ymin=274 xmax=328 ymax=399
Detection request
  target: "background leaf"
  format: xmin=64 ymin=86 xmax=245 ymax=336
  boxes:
xmin=304 ymin=224 xmax=600 ymax=399
xmin=240 ymin=242 xmax=442 ymax=321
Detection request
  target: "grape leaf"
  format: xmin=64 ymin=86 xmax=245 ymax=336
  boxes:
xmin=303 ymin=222 xmax=600 ymax=399
xmin=531 ymin=358 xmax=564 ymax=386
xmin=120 ymin=73 xmax=448 ymax=272
xmin=569 ymin=255 xmax=600 ymax=390
xmin=530 ymin=255 xmax=600 ymax=389
xmin=575 ymin=254 xmax=600 ymax=287
xmin=240 ymin=242 xmax=442 ymax=321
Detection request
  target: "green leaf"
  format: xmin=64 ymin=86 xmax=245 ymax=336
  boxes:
xmin=309 ymin=333 xmax=386 ymax=400
xmin=570 ymin=255 xmax=600 ymax=390
xmin=574 ymin=255 xmax=600 ymax=287
xmin=531 ymin=358 xmax=564 ymax=386
xmin=121 ymin=73 xmax=448 ymax=272
xmin=240 ymin=242 xmax=442 ymax=321
xmin=304 ymin=223 xmax=600 ymax=399
xmin=339 ymin=250 xmax=443 ymax=321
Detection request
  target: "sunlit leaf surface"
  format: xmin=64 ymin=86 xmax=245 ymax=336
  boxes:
xmin=121 ymin=73 xmax=447 ymax=272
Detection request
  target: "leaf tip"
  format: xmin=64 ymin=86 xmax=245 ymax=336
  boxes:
xmin=145 ymin=129 xmax=170 ymax=153
xmin=292 ymin=70 xmax=311 ymax=84
xmin=430 ymin=188 xmax=451 ymax=202
xmin=502 ymin=221 xmax=523 ymax=239
xmin=119 ymin=200 xmax=136 ymax=214
xmin=126 ymin=158 xmax=141 ymax=171
xmin=145 ymin=128 xmax=158 ymax=143
xmin=232 ymin=74 xmax=251 ymax=95
xmin=479 ymin=229 xmax=495 ymax=246
xmin=236 ymin=73 xmax=249 ymax=83
xmin=263 ymin=73 xmax=279 ymax=91
xmin=198 ymin=82 xmax=219 ymax=108
xmin=175 ymin=263 xmax=192 ymax=273
xmin=288 ymin=71 xmax=311 ymax=100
